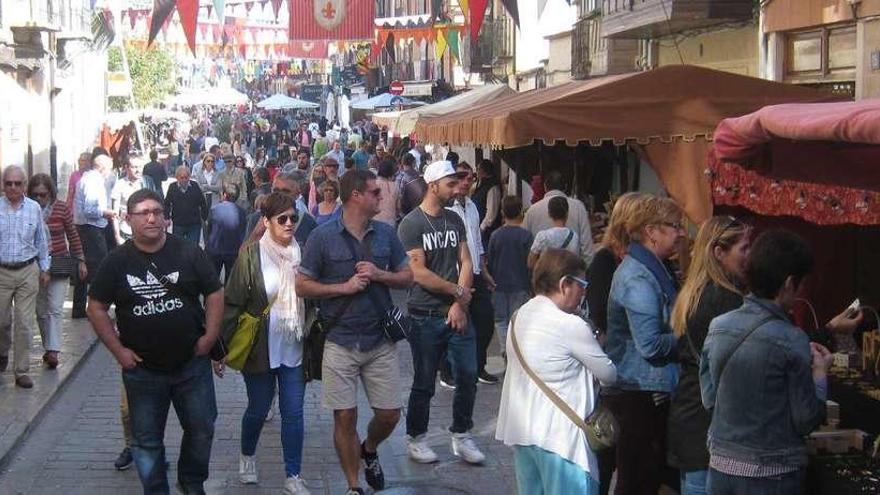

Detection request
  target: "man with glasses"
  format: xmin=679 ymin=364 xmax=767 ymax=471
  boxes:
xmin=0 ymin=166 xmax=50 ymax=388
xmin=87 ymin=188 xmax=223 ymax=494
xmin=297 ymin=170 xmax=412 ymax=495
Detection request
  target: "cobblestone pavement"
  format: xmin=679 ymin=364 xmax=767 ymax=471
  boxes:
xmin=0 ymin=329 xmax=515 ymax=494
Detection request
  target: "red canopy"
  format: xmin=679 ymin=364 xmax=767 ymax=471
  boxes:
xmin=710 ymin=99 xmax=880 ymax=225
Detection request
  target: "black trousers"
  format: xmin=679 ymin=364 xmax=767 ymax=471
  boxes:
xmin=471 ymin=273 xmax=495 ymax=373
xmin=603 ymin=391 xmax=673 ymax=495
xmin=73 ymin=225 xmax=109 ymax=317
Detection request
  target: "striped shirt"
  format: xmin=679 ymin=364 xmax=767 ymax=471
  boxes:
xmin=44 ymin=201 xmax=84 ymax=259
xmin=0 ymin=196 xmax=50 ymax=271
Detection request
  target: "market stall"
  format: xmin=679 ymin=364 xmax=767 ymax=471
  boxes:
xmin=708 ymin=100 xmax=880 ymax=493
xmin=371 ymin=84 xmax=515 ymax=136
xmin=415 ymin=65 xmax=843 ymax=223
xmin=255 ymin=93 xmax=319 ymax=110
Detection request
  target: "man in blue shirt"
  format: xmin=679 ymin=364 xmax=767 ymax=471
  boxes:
xmin=296 ymin=170 xmax=412 ymax=495
xmin=0 ymin=165 xmax=50 ymax=388
xmin=206 ymin=183 xmax=246 ymax=283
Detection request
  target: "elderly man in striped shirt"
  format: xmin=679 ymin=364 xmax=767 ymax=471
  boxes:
xmin=0 ymin=165 xmax=50 ymax=388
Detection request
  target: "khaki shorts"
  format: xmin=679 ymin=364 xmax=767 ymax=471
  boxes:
xmin=322 ymin=340 xmax=403 ymax=410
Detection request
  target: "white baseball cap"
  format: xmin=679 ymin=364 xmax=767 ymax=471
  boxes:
xmin=423 ymin=160 xmax=464 ymax=183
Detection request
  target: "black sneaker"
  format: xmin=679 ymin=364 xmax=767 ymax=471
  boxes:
xmin=478 ymin=370 xmax=500 ymax=384
xmin=346 ymin=488 xmax=365 ymax=495
xmin=439 ymin=370 xmax=455 ymax=390
xmin=361 ymin=442 xmax=385 ymax=491
xmin=114 ymin=447 xmax=133 ymax=471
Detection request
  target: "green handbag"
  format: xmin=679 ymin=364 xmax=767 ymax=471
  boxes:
xmin=226 ymin=295 xmax=276 ymax=371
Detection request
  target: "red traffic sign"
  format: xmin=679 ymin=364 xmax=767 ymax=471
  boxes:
xmin=389 ymin=80 xmax=405 ymax=96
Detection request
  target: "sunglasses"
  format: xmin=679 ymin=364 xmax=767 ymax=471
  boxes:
xmin=5 ymin=181 xmax=23 ymax=187
xmin=204 ymin=159 xmax=215 ymax=163
xmin=660 ymin=221 xmax=685 ymax=230
xmin=275 ymin=213 xmax=297 ymax=225
xmin=31 ymin=192 xmax=50 ymax=198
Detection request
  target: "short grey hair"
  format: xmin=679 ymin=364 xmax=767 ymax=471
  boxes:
xmin=2 ymin=165 xmax=26 ymax=181
xmin=276 ymin=170 xmax=306 ymax=190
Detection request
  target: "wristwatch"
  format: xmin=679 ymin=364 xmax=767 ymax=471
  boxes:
xmin=454 ymin=285 xmax=465 ymax=299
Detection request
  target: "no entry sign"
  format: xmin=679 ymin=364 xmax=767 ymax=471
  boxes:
xmin=389 ymin=80 xmax=405 ymax=96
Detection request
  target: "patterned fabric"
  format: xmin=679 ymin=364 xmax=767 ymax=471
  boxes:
xmin=0 ymin=196 xmax=50 ymax=270
xmin=45 ymin=201 xmax=84 ymax=259
xmin=709 ymin=454 xmax=799 ymax=478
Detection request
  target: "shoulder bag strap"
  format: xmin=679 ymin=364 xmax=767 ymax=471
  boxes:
xmin=510 ymin=310 xmax=590 ymax=433
xmin=560 ymin=229 xmax=574 ymax=249
xmin=716 ymin=315 xmax=776 ymax=381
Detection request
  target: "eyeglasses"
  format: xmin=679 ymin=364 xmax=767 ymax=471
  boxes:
xmin=204 ymin=159 xmax=215 ymax=163
xmin=275 ymin=214 xmax=296 ymax=225
xmin=564 ymin=275 xmax=590 ymax=289
xmin=661 ymin=221 xmax=684 ymax=230
xmin=130 ymin=208 xmax=165 ymax=218
xmin=4 ymin=181 xmax=23 ymax=187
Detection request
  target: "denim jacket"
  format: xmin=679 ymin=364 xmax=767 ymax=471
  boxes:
xmin=699 ymin=296 xmax=826 ymax=467
xmin=604 ymin=255 xmax=678 ymax=392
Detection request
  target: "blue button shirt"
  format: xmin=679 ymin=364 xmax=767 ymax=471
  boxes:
xmin=299 ymin=215 xmax=408 ymax=351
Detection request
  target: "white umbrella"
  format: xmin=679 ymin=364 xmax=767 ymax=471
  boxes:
xmin=256 ymin=93 xmax=319 ymax=110
xmin=169 ymin=86 xmax=249 ymax=106
xmin=351 ymin=92 xmax=425 ymax=110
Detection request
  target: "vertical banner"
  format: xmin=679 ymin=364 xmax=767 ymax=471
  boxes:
xmin=288 ymin=0 xmax=375 ymax=40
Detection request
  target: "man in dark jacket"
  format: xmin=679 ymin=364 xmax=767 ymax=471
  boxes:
xmin=164 ymin=166 xmax=208 ymax=245
xmin=142 ymin=150 xmax=167 ymax=199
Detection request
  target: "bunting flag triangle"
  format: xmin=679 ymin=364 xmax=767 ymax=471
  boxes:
xmin=127 ymin=8 xmax=137 ymax=29
xmin=500 ymin=0 xmax=519 ymax=27
xmin=148 ymin=0 xmax=176 ymax=47
xmin=212 ymin=0 xmax=226 ymax=23
xmin=459 ymin=0 xmax=469 ymax=20
xmin=177 ymin=0 xmax=199 ymax=54
xmin=198 ymin=22 xmax=208 ymax=40
xmin=447 ymin=28 xmax=460 ymax=62
xmin=469 ymin=0 xmax=489 ymax=40
xmin=206 ymin=4 xmax=212 ymax=18
xmin=435 ymin=28 xmax=448 ymax=59
xmin=537 ymin=0 xmax=547 ymax=18
xmin=271 ymin=0 xmax=282 ymax=19
xmin=244 ymin=1 xmax=254 ymax=13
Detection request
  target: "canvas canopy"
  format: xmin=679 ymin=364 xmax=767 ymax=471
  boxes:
xmin=371 ymin=84 xmax=515 ymax=136
xmin=169 ymin=86 xmax=249 ymax=106
xmin=415 ymin=65 xmax=843 ymax=148
xmin=256 ymin=93 xmax=319 ymax=110
xmin=351 ymin=92 xmax=424 ymax=110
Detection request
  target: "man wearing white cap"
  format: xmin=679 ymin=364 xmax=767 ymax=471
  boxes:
xmin=397 ymin=160 xmax=486 ymax=465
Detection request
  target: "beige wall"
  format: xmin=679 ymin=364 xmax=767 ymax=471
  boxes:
xmin=857 ymin=17 xmax=880 ymax=99
xmin=546 ymin=33 xmax=573 ymax=87
xmin=764 ymin=0 xmax=880 ymax=32
xmin=657 ymin=24 xmax=759 ymax=76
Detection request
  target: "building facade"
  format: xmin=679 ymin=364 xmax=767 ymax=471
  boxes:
xmin=0 ymin=0 xmax=107 ymax=195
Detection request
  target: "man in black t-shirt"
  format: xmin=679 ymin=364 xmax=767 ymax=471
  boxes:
xmin=397 ymin=160 xmax=487 ymax=466
xmin=87 ymin=189 xmax=224 ymax=494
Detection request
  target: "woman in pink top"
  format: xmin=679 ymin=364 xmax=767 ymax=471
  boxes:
xmin=374 ymin=158 xmax=399 ymax=225
xmin=66 ymin=152 xmax=93 ymax=207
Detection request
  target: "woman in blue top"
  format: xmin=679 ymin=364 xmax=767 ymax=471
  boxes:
xmin=311 ymin=179 xmax=341 ymax=226
xmin=603 ymin=195 xmax=686 ymax=495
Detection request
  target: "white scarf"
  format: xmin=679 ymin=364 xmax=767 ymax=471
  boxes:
xmin=259 ymin=232 xmax=306 ymax=341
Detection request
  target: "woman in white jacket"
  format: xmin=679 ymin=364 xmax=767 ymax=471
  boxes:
xmin=496 ymin=248 xmax=617 ymax=495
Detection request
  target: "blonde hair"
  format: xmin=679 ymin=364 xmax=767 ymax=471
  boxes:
xmin=602 ymin=192 xmax=650 ymax=259
xmin=670 ymin=216 xmax=751 ymax=337
xmin=625 ymin=196 xmax=682 ymax=243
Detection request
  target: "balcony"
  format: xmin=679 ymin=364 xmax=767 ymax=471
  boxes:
xmin=469 ymin=17 xmax=514 ymax=73
xmin=377 ymin=60 xmax=434 ymax=88
xmin=601 ymin=0 xmax=754 ymax=39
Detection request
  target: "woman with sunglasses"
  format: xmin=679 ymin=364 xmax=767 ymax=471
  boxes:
xmin=311 ymin=179 xmax=341 ymax=226
xmin=220 ymin=156 xmax=250 ymax=212
xmin=496 ymin=248 xmax=616 ymax=495
xmin=219 ymin=191 xmax=311 ymax=494
xmin=666 ymin=216 xmax=751 ymax=495
xmin=604 ymin=195 xmax=686 ymax=494
xmin=27 ymin=174 xmax=87 ymax=369
xmin=194 ymin=153 xmax=222 ymax=208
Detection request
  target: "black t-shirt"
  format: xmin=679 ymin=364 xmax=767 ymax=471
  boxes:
xmin=397 ymin=207 xmax=467 ymax=311
xmin=89 ymin=235 xmax=222 ymax=371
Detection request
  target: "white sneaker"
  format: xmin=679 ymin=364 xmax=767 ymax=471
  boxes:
xmin=451 ymin=432 xmax=486 ymax=464
xmin=239 ymin=454 xmax=258 ymax=484
xmin=283 ymin=475 xmax=311 ymax=495
xmin=406 ymin=434 xmax=439 ymax=463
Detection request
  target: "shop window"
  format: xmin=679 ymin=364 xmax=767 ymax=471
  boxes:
xmin=785 ymin=24 xmax=856 ymax=83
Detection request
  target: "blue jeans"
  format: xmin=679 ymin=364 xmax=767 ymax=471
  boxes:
xmin=681 ymin=469 xmax=708 ymax=495
xmin=241 ymin=365 xmax=305 ymax=477
xmin=172 ymin=223 xmax=202 ymax=245
xmin=707 ymin=467 xmax=804 ymax=495
xmin=513 ymin=445 xmax=599 ymax=495
xmin=492 ymin=290 xmax=530 ymax=348
xmin=405 ymin=315 xmax=477 ymax=436
xmin=122 ymin=356 xmax=217 ymax=494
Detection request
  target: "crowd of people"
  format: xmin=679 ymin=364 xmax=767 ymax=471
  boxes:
xmin=0 ymin=110 xmax=868 ymax=495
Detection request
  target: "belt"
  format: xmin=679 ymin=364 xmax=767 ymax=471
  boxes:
xmin=408 ymin=307 xmax=449 ymax=317
xmin=0 ymin=257 xmax=37 ymax=270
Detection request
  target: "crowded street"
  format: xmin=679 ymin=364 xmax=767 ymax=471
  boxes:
xmin=2 ymin=0 xmax=880 ymax=495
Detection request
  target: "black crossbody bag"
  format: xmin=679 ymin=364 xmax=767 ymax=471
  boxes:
xmin=340 ymin=234 xmax=410 ymax=342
